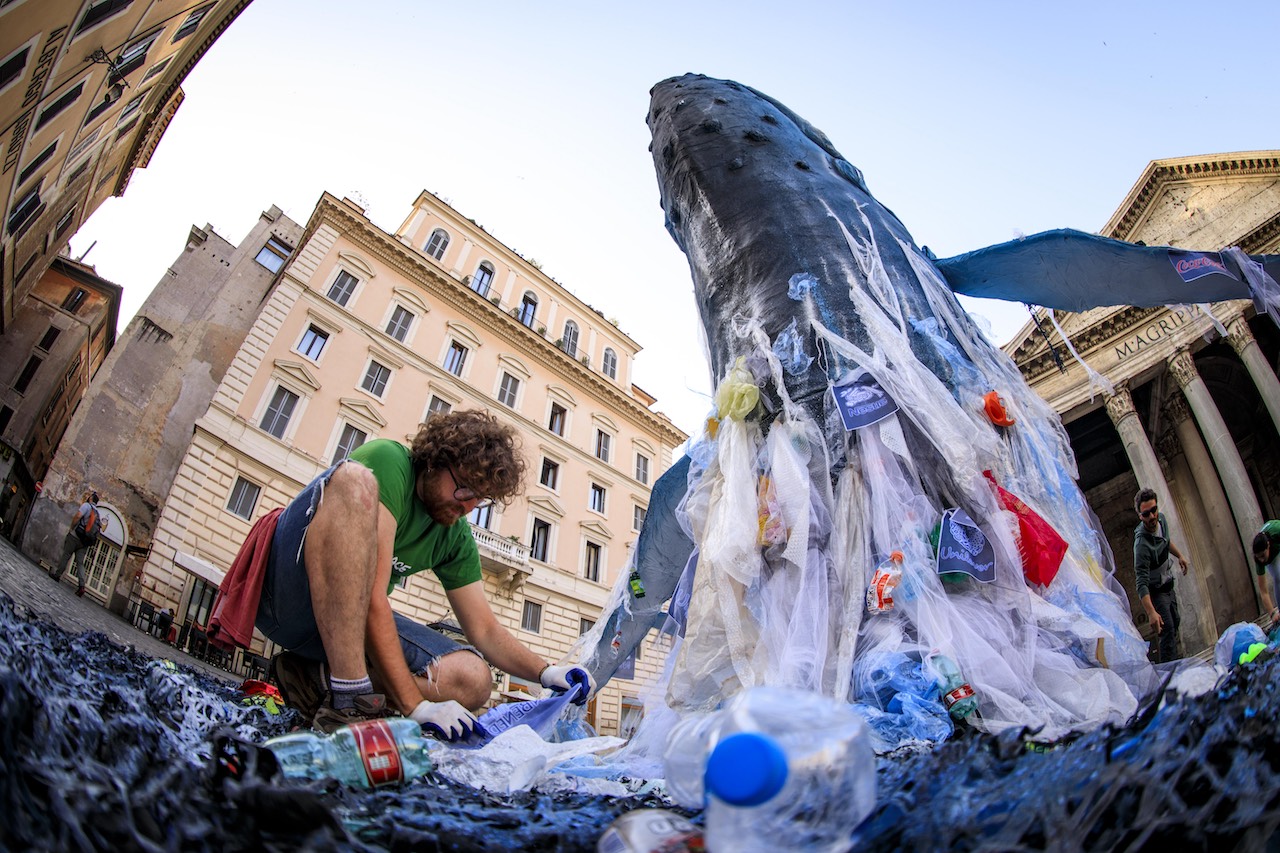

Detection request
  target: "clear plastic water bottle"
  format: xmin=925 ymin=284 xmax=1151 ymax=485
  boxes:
xmin=264 ymin=718 xmax=434 ymax=788
xmin=663 ymin=687 xmax=876 ymax=853
xmin=865 ymin=550 xmax=904 ymax=614
xmin=927 ymin=652 xmax=978 ymax=721
xmin=596 ymin=808 xmax=703 ymax=853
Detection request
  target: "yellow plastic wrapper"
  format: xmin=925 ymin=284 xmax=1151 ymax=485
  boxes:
xmin=714 ymin=357 xmax=760 ymax=421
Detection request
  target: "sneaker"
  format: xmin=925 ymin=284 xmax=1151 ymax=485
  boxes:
xmin=270 ymin=651 xmax=328 ymax=727
xmin=75 ymin=586 xmax=85 ymax=597
xmin=311 ymin=693 xmax=394 ymax=734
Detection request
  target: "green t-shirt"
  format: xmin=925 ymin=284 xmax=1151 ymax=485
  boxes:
xmin=1257 ymin=520 xmax=1280 ymax=577
xmin=347 ymin=439 xmax=481 ymax=594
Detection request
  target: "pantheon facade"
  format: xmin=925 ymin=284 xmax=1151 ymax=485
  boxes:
xmin=1007 ymin=152 xmax=1280 ymax=656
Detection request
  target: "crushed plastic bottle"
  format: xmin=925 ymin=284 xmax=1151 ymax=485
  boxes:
xmin=866 ymin=550 xmax=904 ymax=614
xmin=663 ymin=686 xmax=875 ymax=853
xmin=264 ymin=718 xmax=434 ymax=788
xmin=629 ymin=568 xmax=647 ymax=599
xmin=596 ymin=808 xmax=704 ymax=852
xmin=928 ymin=652 xmax=978 ymax=721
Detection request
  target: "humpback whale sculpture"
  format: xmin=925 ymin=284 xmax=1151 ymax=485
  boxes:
xmin=581 ymin=74 xmax=1280 ymax=748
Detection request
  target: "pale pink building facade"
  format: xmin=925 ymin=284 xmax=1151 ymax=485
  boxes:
xmin=138 ymin=190 xmax=687 ymax=735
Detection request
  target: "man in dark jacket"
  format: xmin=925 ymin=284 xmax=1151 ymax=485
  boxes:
xmin=1133 ymin=488 xmax=1190 ymax=662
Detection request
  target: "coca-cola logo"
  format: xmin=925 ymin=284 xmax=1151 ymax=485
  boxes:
xmin=1168 ymin=250 xmax=1236 ymax=283
xmin=1174 ymin=256 xmax=1225 ymax=275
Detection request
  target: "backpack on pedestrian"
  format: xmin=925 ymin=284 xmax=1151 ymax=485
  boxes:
xmin=77 ymin=505 xmax=102 ymax=546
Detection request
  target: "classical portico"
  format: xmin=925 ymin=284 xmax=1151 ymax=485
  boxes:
xmin=1008 ymin=152 xmax=1280 ymax=657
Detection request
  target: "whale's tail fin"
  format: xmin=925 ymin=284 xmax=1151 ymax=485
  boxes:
xmin=937 ymin=228 xmax=1280 ymax=319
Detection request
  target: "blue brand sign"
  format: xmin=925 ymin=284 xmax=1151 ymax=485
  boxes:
xmin=832 ymin=373 xmax=898 ymax=431
xmin=937 ymin=508 xmax=996 ymax=583
xmin=1168 ymin=250 xmax=1236 ymax=283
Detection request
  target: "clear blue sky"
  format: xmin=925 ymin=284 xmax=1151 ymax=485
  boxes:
xmin=69 ymin=0 xmax=1280 ymax=437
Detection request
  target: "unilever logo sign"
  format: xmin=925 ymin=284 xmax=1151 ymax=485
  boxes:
xmin=832 ymin=372 xmax=898 ymax=430
xmin=937 ymin=508 xmax=996 ymax=583
xmin=1168 ymin=250 xmax=1237 ymax=283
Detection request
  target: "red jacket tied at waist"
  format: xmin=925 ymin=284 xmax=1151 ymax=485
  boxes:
xmin=207 ymin=507 xmax=282 ymax=651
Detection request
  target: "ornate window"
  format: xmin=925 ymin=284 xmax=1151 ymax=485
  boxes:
xmin=518 ymin=292 xmax=538 ymax=327
xmin=562 ymin=321 xmax=579 ymax=357
xmin=425 ymin=228 xmax=449 ymax=260
xmin=471 ymin=262 xmax=494 ymax=296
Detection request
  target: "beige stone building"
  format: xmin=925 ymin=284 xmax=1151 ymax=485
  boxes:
xmin=137 ymin=190 xmax=687 ymax=734
xmin=0 ymin=255 xmax=119 ymax=540
xmin=21 ymin=205 xmax=302 ymax=608
xmin=0 ymin=0 xmax=252 ymax=330
xmin=1007 ymin=152 xmax=1280 ymax=656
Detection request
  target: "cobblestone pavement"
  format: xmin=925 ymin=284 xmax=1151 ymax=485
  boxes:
xmin=0 ymin=534 xmax=236 ymax=683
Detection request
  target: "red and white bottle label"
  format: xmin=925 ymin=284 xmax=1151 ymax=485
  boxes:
xmin=943 ymin=683 xmax=975 ymax=709
xmin=349 ymin=720 xmax=404 ymax=787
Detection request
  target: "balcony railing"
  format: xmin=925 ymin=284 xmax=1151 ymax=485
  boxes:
xmin=471 ymin=524 xmax=533 ymax=586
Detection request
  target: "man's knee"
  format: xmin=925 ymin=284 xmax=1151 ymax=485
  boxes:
xmin=438 ymin=652 xmax=493 ymax=709
xmin=319 ymin=462 xmax=379 ymax=518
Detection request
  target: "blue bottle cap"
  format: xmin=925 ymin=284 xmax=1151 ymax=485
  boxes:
xmin=705 ymin=732 xmax=789 ymax=807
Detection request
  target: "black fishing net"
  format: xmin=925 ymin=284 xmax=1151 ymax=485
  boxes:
xmin=2 ymin=589 xmax=1278 ymax=851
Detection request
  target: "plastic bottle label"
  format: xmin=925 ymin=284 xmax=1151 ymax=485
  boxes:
xmin=942 ymin=683 xmax=975 ymax=710
xmin=865 ymin=569 xmax=898 ymax=612
xmin=349 ymin=719 xmax=404 ymax=787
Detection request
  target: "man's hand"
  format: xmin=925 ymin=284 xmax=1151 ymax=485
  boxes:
xmin=1148 ymin=610 xmax=1164 ymax=634
xmin=539 ymin=665 xmax=595 ymax=705
xmin=1178 ymin=555 xmax=1189 ymax=575
xmin=410 ymin=700 xmax=482 ymax=742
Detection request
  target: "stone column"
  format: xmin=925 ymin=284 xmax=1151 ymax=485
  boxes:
xmin=1167 ymin=348 xmax=1265 ymax=613
xmin=1104 ymin=387 xmax=1168 ymax=504
xmin=1157 ymin=396 xmax=1221 ymax=646
xmin=1166 ymin=393 xmax=1255 ymax=628
xmin=1104 ymin=386 xmax=1204 ymax=654
xmin=1226 ymin=314 xmax=1280 ymax=439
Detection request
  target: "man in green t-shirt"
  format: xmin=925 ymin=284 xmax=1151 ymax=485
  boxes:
xmin=257 ymin=410 xmax=594 ymax=737
xmin=1250 ymin=520 xmax=1280 ymax=624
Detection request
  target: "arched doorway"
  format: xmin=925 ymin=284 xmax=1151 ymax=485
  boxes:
xmin=79 ymin=503 xmax=125 ymax=602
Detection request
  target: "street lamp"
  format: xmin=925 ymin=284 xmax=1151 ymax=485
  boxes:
xmin=84 ymin=47 xmax=128 ymax=105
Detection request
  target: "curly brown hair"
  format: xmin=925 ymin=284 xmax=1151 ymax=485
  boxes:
xmin=409 ymin=410 xmax=526 ymax=505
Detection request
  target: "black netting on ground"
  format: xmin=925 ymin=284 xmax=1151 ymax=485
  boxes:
xmin=2 ymin=589 xmax=1279 ymax=852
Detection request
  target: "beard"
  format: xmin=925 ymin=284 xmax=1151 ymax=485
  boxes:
xmin=422 ymin=492 xmax=465 ymax=526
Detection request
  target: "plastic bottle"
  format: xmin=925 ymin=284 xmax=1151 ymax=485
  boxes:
xmin=865 ymin=550 xmax=904 ymax=614
xmin=264 ymin=718 xmax=434 ymax=788
xmin=927 ymin=652 xmax=978 ymax=721
xmin=596 ymin=808 xmax=703 ymax=853
xmin=663 ymin=686 xmax=876 ymax=853
xmin=629 ymin=568 xmax=647 ymax=599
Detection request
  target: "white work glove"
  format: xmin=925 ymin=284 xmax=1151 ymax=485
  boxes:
xmin=410 ymin=699 xmax=481 ymax=742
xmin=539 ymin=665 xmax=595 ymax=706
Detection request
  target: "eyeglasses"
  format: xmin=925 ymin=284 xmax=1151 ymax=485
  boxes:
xmin=1139 ymin=506 xmax=1159 ymax=519
xmin=447 ymin=465 xmax=493 ymax=509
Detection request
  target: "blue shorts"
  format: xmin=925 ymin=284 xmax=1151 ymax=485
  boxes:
xmin=254 ymin=461 xmax=480 ymax=675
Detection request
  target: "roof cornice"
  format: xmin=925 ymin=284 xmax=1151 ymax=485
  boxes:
xmin=303 ymin=194 xmax=688 ymax=447
xmin=1103 ymin=151 xmax=1280 ymax=241
xmin=116 ymin=1 xmax=254 ymax=195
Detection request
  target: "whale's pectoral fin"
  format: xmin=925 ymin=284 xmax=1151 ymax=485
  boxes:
xmin=936 ymin=228 xmax=1280 ymax=315
xmin=584 ymin=455 xmax=695 ymax=689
